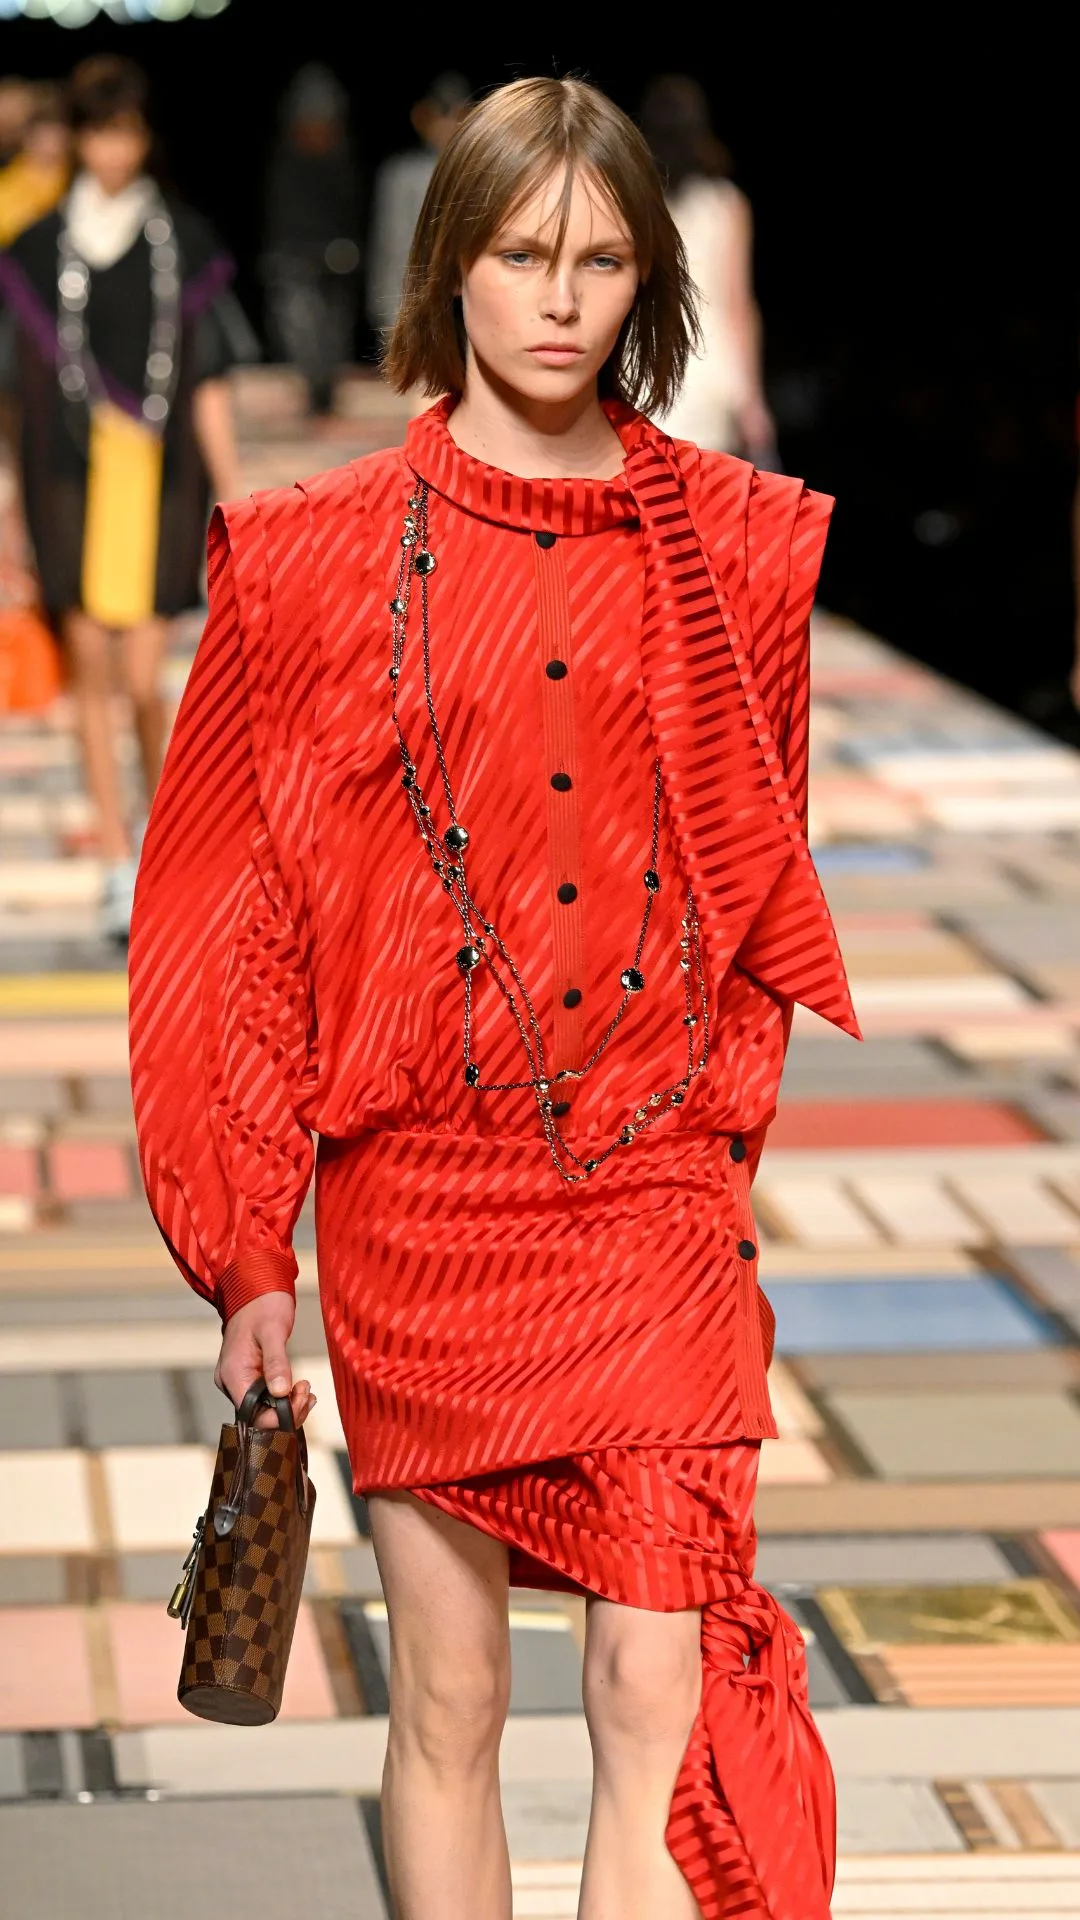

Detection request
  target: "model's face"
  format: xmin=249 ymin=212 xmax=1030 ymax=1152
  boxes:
xmin=76 ymin=114 xmax=150 ymax=197
xmin=460 ymin=167 xmax=640 ymax=408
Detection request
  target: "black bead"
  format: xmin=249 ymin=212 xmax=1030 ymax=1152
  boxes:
xmin=620 ymin=1127 xmax=634 ymax=1145
xmin=730 ymin=1137 xmax=747 ymax=1163
xmin=670 ymin=1090 xmax=685 ymax=1105
xmin=445 ymin=824 xmax=470 ymax=853
xmin=534 ymin=529 xmax=557 ymax=549
xmin=550 ymin=772 xmax=572 ymax=792
xmin=643 ymin=869 xmax=661 ymax=893
xmin=551 ymin=1099 xmax=571 ymax=1119
xmin=557 ymin=882 xmax=578 ymax=905
xmin=456 ymin=944 xmax=482 ymax=973
xmin=584 ymin=1159 xmax=599 ymax=1173
xmin=414 ymin=549 xmax=437 ymax=575
xmin=545 ymin=660 xmax=568 ymax=680
xmin=390 ymin=597 xmax=405 ymax=615
xmin=563 ymin=987 xmax=583 ymax=1009
xmin=388 ymin=667 xmax=399 ymax=682
xmin=620 ymin=967 xmax=645 ymax=994
xmin=464 ymin=1062 xmax=480 ymax=1087
xmin=738 ymin=1239 xmax=757 ymax=1261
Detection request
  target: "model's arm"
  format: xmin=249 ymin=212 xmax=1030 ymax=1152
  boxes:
xmin=129 ymin=508 xmax=315 ymax=1330
xmin=192 ymin=376 xmax=242 ymax=507
xmin=724 ymin=188 xmax=774 ymax=459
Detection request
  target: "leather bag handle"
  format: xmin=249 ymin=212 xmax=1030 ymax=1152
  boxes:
xmin=236 ymin=1376 xmax=294 ymax=1432
xmin=215 ymin=1377 xmax=309 ymax=1538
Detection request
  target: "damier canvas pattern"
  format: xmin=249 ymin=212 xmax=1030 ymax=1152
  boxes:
xmin=179 ymin=1423 xmax=315 ymax=1725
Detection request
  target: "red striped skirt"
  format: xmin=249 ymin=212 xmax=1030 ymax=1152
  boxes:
xmin=416 ymin=1443 xmax=835 ymax=1920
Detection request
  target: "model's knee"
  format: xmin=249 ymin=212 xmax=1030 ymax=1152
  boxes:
xmin=125 ymin=666 xmax=163 ymax=713
xmin=391 ymin=1651 xmax=509 ymax=1778
xmin=584 ymin=1624 xmax=701 ymax=1755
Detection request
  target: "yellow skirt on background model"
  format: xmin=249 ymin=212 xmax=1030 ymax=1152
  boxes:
xmin=81 ymin=403 xmax=163 ymax=627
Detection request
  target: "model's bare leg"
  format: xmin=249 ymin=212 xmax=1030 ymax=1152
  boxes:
xmin=368 ymin=1491 xmax=512 ymax=1920
xmin=579 ymin=1599 xmax=703 ymax=1919
xmin=63 ymin=610 xmax=129 ymax=860
xmin=120 ymin=615 xmax=170 ymax=807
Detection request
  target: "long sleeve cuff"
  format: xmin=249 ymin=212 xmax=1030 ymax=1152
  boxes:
xmin=215 ymin=1249 xmax=299 ymax=1323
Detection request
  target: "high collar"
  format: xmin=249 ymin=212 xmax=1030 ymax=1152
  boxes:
xmin=405 ymin=394 xmax=647 ymax=535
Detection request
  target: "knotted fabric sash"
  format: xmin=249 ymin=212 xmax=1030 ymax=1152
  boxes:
xmin=415 ymin=1443 xmax=835 ymax=1919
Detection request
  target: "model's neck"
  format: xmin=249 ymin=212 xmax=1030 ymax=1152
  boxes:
xmin=447 ymin=360 xmax=626 ymax=480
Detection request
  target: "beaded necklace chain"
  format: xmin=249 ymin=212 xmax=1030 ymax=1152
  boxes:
xmin=389 ymin=481 xmax=711 ymax=1183
xmin=56 ymin=201 xmax=181 ymax=434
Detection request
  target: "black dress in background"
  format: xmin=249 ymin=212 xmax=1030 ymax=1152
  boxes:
xmin=0 ymin=203 xmax=239 ymax=620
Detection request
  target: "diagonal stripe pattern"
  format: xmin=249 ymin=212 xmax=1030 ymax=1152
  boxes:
xmin=130 ymin=397 xmax=857 ymax=1912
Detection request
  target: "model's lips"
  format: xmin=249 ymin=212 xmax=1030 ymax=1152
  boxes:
xmin=527 ymin=344 xmax=586 ymax=360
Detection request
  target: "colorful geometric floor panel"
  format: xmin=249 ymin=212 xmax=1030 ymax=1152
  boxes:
xmin=4 ymin=386 xmax=1080 ymax=1912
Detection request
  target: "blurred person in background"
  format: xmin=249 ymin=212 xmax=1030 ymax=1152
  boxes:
xmin=366 ymin=70 xmax=469 ymax=335
xmin=0 ymin=84 xmax=71 ymax=249
xmin=261 ymin=64 xmax=361 ymax=418
xmin=0 ymin=78 xmax=33 ymax=169
xmin=641 ymin=74 xmax=774 ymax=461
xmin=0 ymin=55 xmax=243 ymax=943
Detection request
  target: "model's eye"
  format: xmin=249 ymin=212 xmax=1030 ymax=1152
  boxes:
xmin=502 ymin=251 xmax=534 ymax=267
xmin=590 ymin=254 xmax=625 ymax=271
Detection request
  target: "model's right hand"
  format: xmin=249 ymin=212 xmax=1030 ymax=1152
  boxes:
xmin=214 ymin=1292 xmax=316 ymax=1431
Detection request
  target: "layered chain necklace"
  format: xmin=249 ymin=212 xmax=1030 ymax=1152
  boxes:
xmin=389 ymin=482 xmax=711 ymax=1183
xmin=56 ymin=200 xmax=181 ymax=433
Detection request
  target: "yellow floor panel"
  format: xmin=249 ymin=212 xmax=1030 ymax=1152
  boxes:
xmin=0 ymin=973 xmax=128 ymax=1016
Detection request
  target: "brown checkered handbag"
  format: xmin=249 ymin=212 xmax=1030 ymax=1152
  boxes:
xmin=167 ymin=1378 xmax=316 ymax=1725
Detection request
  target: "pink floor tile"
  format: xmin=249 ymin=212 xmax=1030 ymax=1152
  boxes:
xmin=0 ymin=1144 xmax=38 ymax=1198
xmin=767 ymin=1098 xmax=1044 ymax=1150
xmin=0 ymin=1021 xmax=129 ymax=1074
xmin=48 ymin=1138 xmax=131 ymax=1201
xmin=0 ymin=1607 xmax=96 ymax=1730
xmin=1042 ymin=1530 xmax=1080 ymax=1588
xmin=106 ymin=1600 xmax=337 ymax=1726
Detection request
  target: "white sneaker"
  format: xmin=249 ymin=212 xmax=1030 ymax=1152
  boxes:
xmin=100 ymin=858 xmax=138 ymax=946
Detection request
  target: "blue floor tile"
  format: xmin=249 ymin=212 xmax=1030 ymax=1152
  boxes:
xmin=768 ymin=1275 xmax=1056 ymax=1354
xmin=812 ymin=843 xmax=929 ymax=875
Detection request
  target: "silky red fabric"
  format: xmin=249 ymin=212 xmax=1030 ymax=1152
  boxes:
xmin=130 ymin=400 xmax=855 ymax=1916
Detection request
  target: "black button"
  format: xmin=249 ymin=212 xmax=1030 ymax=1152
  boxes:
xmin=730 ymin=1137 xmax=747 ymax=1163
xmin=545 ymin=660 xmax=568 ymax=680
xmin=550 ymin=772 xmax=572 ymax=792
xmin=551 ymin=1099 xmax=571 ymax=1118
xmin=738 ymin=1239 xmax=757 ymax=1261
xmin=535 ymin=530 xmax=557 ymax=549
xmin=557 ymin=883 xmax=578 ymax=905
xmin=563 ymin=987 xmax=582 ymax=1009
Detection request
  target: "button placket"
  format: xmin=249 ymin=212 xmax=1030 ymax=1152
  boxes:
xmin=533 ymin=530 xmax=585 ymax=1090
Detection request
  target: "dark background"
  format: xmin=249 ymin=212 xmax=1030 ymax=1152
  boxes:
xmin=4 ymin=9 xmax=1076 ymax=730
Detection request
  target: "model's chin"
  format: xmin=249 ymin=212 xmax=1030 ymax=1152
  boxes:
xmin=507 ymin=358 xmax=597 ymax=405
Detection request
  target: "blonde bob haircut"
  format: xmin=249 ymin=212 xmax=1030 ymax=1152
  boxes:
xmin=383 ymin=76 xmax=699 ymax=419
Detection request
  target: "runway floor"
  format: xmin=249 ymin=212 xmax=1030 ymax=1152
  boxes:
xmin=2 ymin=385 xmax=1080 ymax=1915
